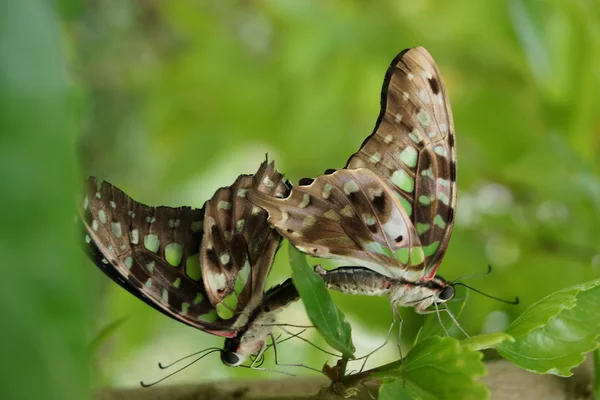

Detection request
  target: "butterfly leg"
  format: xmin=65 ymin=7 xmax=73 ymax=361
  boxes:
xmin=267 ymin=333 xmax=324 ymax=374
xmin=275 ymin=325 xmax=342 ymax=357
xmin=353 ymin=308 xmax=396 ymax=373
xmin=420 ymin=305 xmax=469 ymax=338
xmin=247 ymin=340 xmax=295 ymax=376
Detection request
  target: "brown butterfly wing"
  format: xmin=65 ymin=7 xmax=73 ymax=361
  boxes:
xmin=248 ymin=168 xmax=425 ymax=281
xmin=346 ymin=47 xmax=456 ymax=279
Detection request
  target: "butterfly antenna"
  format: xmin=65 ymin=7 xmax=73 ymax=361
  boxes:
xmin=277 ymin=326 xmax=342 ymax=357
xmin=140 ymin=349 xmax=221 ymax=387
xmin=158 ymin=347 xmax=221 ymax=369
xmin=454 ymin=283 xmax=519 ymax=304
xmin=260 ymin=322 xmax=315 ymax=329
xmin=451 ymin=265 xmax=493 ymax=284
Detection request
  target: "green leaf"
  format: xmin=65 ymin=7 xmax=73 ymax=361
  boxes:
xmin=374 ymin=336 xmax=488 ymax=400
xmin=288 ymin=243 xmax=355 ymax=358
xmin=497 ymin=279 xmax=600 ymax=376
xmin=461 ymin=333 xmax=513 ymax=351
xmin=378 ymin=380 xmax=413 ymax=400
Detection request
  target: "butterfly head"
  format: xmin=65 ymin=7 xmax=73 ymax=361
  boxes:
xmin=221 ymin=336 xmax=247 ymax=367
xmin=429 ymin=275 xmax=455 ymax=304
xmin=221 ymin=322 xmax=273 ymax=367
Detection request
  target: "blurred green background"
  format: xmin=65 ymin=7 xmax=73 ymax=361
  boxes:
xmin=4 ymin=0 xmax=600 ymax=398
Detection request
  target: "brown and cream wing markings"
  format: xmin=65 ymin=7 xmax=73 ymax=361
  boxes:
xmin=200 ymin=161 xmax=290 ymax=323
xmin=248 ymin=168 xmax=426 ymax=282
xmin=81 ymin=178 xmax=234 ymax=336
xmin=346 ymin=47 xmax=456 ymax=280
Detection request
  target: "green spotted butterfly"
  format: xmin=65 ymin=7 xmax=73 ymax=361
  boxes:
xmin=248 ymin=47 xmax=461 ymax=324
xmin=82 ymin=160 xmax=299 ymax=367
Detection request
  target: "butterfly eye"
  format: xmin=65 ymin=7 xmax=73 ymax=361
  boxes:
xmin=438 ymin=286 xmax=454 ymax=302
xmin=220 ymin=351 xmax=240 ymax=366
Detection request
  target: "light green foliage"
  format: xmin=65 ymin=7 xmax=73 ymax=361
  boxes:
xmin=375 ymin=337 xmax=488 ymax=400
xmin=1 ymin=1 xmax=88 ymax=399
xmin=498 ymin=279 xmax=600 ymax=376
xmin=289 ymin=244 xmax=355 ymax=358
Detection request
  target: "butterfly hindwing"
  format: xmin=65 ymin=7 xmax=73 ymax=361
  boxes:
xmin=248 ymin=168 xmax=425 ymax=281
xmin=346 ymin=47 xmax=456 ymax=279
xmin=82 ymin=178 xmax=233 ymax=336
xmin=200 ymin=161 xmax=290 ymax=324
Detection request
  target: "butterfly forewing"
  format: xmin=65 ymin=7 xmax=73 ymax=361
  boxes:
xmin=346 ymin=47 xmax=456 ymax=280
xmin=82 ymin=178 xmax=233 ymax=336
xmin=248 ymin=168 xmax=425 ymax=281
xmin=201 ymin=161 xmax=290 ymax=324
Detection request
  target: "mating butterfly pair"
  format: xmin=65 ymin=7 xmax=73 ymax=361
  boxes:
xmin=250 ymin=47 xmax=461 ymax=325
xmin=83 ymin=47 xmax=463 ymax=374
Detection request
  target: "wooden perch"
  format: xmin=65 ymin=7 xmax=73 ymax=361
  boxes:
xmin=97 ymin=359 xmax=593 ymax=400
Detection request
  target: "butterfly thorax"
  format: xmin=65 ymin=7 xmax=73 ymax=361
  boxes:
xmin=390 ymin=275 xmax=454 ymax=313
xmin=221 ymin=278 xmax=299 ymax=367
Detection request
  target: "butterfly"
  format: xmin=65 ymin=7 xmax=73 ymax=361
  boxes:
xmin=81 ymin=160 xmax=300 ymax=368
xmin=247 ymin=47 xmax=463 ymax=331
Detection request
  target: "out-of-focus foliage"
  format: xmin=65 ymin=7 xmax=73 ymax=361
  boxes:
xmin=498 ymin=279 xmax=600 ymax=376
xmin=1 ymin=2 xmax=88 ymax=400
xmin=8 ymin=0 xmax=595 ymax=392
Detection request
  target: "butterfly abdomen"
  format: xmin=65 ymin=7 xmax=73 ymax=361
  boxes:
xmin=315 ymin=266 xmax=395 ymax=297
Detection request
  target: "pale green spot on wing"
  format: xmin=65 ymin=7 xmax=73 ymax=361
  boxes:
xmin=191 ymin=221 xmax=203 ymax=232
xmin=417 ymin=110 xmax=431 ymax=126
xmin=165 ymin=243 xmax=183 ymax=266
xmin=324 ymin=209 xmax=341 ymax=221
xmin=398 ymin=147 xmax=418 ymax=168
xmin=343 ymin=179 xmax=360 ymax=195
xmin=144 ymin=234 xmax=159 ymax=253
xmin=438 ymin=193 xmax=450 ymax=206
xmin=98 ymin=210 xmax=106 ymax=224
xmin=111 ymin=222 xmax=122 ymax=238
xmin=217 ymin=294 xmax=239 ymax=319
xmin=298 ymin=193 xmax=310 ymax=208
xmin=173 ymin=277 xmax=182 ymax=288
xmin=417 ymin=223 xmax=430 ymax=234
xmin=146 ymin=261 xmax=155 ymax=274
xmin=397 ymin=195 xmax=413 ymax=217
xmin=193 ymin=292 xmax=204 ymax=304
xmin=433 ymin=215 xmax=447 ymax=229
xmin=391 ymin=170 xmax=414 ymax=193
xmin=161 ymin=288 xmax=169 ymax=303
xmin=434 ymin=146 xmax=448 ymax=157
xmin=218 ymin=201 xmax=232 ymax=210
xmin=419 ymin=195 xmax=431 ymax=205
xmin=186 ymin=255 xmax=201 ymax=280
xmin=236 ymin=219 xmax=245 ymax=233
xmin=394 ymin=248 xmax=409 ymax=264
xmin=410 ymin=247 xmax=425 ymax=266
xmin=198 ymin=310 xmax=218 ymax=323
xmin=423 ymin=241 xmax=440 ymax=257
xmin=304 ymin=215 xmax=316 ymax=226
xmin=362 ymin=241 xmax=394 ymax=259
xmin=181 ymin=302 xmax=190 ymax=315
xmin=421 ymin=168 xmax=434 ymax=180
xmin=130 ymin=229 xmax=139 ymax=244
xmin=234 ymin=261 xmax=251 ymax=295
